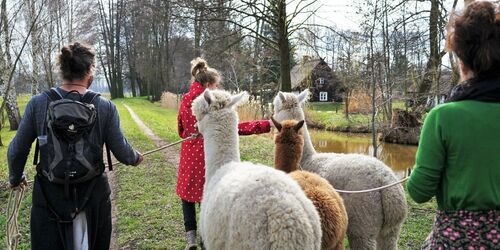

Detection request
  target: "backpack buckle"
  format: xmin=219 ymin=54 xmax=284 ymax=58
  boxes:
xmin=66 ymin=171 xmax=77 ymax=178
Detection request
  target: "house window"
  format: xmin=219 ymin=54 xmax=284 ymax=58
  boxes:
xmin=319 ymin=92 xmax=328 ymax=102
xmin=318 ymin=78 xmax=325 ymax=85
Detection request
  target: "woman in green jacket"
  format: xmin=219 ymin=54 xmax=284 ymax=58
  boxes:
xmin=407 ymin=1 xmax=500 ymax=249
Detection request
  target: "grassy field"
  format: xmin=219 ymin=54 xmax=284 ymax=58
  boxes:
xmin=0 ymin=95 xmax=34 ymax=250
xmin=1 ymin=96 xmax=434 ymax=249
xmin=306 ymin=101 xmax=407 ymax=132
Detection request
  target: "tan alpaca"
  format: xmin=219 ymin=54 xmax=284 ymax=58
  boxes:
xmin=273 ymin=118 xmax=348 ymax=250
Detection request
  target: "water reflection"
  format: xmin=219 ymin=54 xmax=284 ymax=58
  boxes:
xmin=309 ymin=130 xmax=417 ymax=178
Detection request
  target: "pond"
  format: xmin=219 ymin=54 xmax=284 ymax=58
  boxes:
xmin=308 ymin=129 xmax=418 ymax=179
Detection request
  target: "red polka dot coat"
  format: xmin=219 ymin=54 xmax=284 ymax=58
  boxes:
xmin=176 ymin=82 xmax=271 ymax=202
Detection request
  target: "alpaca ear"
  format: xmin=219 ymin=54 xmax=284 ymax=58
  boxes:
xmin=204 ymin=90 xmax=213 ymax=106
xmin=278 ymin=92 xmax=286 ymax=102
xmin=297 ymin=89 xmax=310 ymax=104
xmin=271 ymin=116 xmax=282 ymax=132
xmin=228 ymin=91 xmax=249 ymax=108
xmin=294 ymin=120 xmax=305 ymax=132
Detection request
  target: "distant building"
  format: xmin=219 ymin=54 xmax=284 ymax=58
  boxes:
xmin=290 ymin=56 xmax=344 ymax=102
xmin=406 ymin=70 xmax=456 ymax=107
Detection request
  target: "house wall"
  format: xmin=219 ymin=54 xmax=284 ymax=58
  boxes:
xmin=309 ymin=62 xmax=343 ymax=102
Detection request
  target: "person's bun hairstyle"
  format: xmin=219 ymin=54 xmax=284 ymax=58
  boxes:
xmin=191 ymin=57 xmax=208 ymax=77
xmin=58 ymin=42 xmax=96 ymax=81
xmin=190 ymin=57 xmax=220 ymax=86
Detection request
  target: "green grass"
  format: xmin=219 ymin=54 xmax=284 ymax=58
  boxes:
xmin=309 ymin=102 xmax=344 ymax=112
xmin=119 ymin=97 xmax=180 ymax=142
xmin=305 ymin=101 xmax=407 ymax=132
xmin=112 ymin=100 xmax=185 ymax=249
xmin=1 ymin=94 xmax=36 ymax=250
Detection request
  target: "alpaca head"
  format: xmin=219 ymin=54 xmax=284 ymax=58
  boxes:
xmin=272 ymin=117 xmax=305 ymax=173
xmin=192 ymin=89 xmax=249 ymax=135
xmin=273 ymin=89 xmax=310 ymax=123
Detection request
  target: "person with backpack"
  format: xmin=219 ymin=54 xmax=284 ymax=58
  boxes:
xmin=7 ymin=42 xmax=143 ymax=250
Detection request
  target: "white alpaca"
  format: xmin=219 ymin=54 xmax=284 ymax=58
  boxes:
xmin=192 ymin=90 xmax=322 ymax=250
xmin=273 ymin=90 xmax=407 ymax=250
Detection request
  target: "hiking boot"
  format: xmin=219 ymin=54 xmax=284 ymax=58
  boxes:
xmin=185 ymin=230 xmax=197 ymax=250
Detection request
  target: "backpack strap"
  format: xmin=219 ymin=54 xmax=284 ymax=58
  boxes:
xmin=79 ymin=91 xmax=113 ymax=171
xmin=80 ymin=91 xmax=100 ymax=104
xmin=34 ymin=89 xmax=63 ymax=167
xmin=43 ymin=88 xmax=63 ymax=102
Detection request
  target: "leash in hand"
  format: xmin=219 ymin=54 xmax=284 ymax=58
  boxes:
xmin=106 ymin=133 xmax=199 ymax=168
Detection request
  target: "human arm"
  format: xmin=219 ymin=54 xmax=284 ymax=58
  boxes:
xmin=178 ymin=95 xmax=200 ymax=139
xmin=238 ymin=120 xmax=271 ymax=135
xmin=104 ymin=102 xmax=141 ymax=165
xmin=7 ymin=98 xmax=37 ymax=187
xmin=406 ymin=109 xmax=446 ymax=203
xmin=178 ymin=107 xmax=185 ymax=138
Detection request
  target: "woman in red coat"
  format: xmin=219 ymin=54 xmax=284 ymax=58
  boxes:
xmin=177 ymin=58 xmax=270 ymax=249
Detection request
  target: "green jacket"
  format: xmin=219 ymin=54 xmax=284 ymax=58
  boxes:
xmin=407 ymin=100 xmax=500 ymax=211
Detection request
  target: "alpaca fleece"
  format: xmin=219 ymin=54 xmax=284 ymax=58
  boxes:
xmin=192 ymin=90 xmax=322 ymax=250
xmin=273 ymin=91 xmax=408 ymax=250
xmin=275 ymin=120 xmax=348 ymax=250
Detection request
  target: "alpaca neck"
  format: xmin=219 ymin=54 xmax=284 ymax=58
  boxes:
xmin=301 ymin=124 xmax=317 ymax=165
xmin=275 ymin=144 xmax=301 ymax=173
xmin=203 ymin=125 xmax=240 ymax=183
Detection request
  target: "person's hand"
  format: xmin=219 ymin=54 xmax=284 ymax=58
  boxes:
xmin=9 ymin=176 xmax=28 ymax=189
xmin=134 ymin=153 xmax=144 ymax=166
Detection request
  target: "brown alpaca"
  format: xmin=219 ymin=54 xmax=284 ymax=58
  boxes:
xmin=273 ymin=118 xmax=348 ymax=250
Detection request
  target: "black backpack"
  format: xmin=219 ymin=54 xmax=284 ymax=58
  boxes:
xmin=34 ymin=89 xmax=112 ymax=190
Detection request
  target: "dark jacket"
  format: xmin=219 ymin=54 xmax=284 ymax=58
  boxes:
xmin=7 ymin=88 xmax=139 ymax=250
xmin=8 ymin=88 xmax=139 ymax=185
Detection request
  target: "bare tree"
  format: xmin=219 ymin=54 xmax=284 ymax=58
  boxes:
xmin=0 ymin=0 xmax=44 ymax=144
xmin=189 ymin=0 xmax=318 ymax=91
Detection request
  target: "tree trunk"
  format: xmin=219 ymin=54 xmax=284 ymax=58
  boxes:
xmin=416 ymin=0 xmax=441 ymax=107
xmin=6 ymin=90 xmax=21 ymax=130
xmin=1 ymin=0 xmax=21 ymax=130
xmin=277 ymin=0 xmax=291 ymax=92
xmin=194 ymin=0 xmax=203 ymax=57
xmin=28 ymin=0 xmax=41 ymax=94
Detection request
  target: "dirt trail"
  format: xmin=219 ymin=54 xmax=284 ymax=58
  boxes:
xmin=108 ymin=104 xmax=181 ymax=249
xmin=123 ymin=104 xmax=181 ymax=166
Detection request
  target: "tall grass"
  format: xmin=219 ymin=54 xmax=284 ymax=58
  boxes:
xmin=237 ymin=98 xmax=271 ymax=122
xmin=160 ymin=92 xmax=181 ymax=110
xmin=161 ymin=91 xmax=271 ymax=122
xmin=347 ymin=89 xmax=373 ymax=114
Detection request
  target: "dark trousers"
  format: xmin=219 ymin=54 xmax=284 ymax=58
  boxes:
xmin=31 ymin=174 xmax=112 ymax=250
xmin=181 ymin=199 xmax=197 ymax=232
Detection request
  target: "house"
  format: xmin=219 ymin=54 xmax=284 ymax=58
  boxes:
xmin=406 ymin=70 xmax=456 ymax=108
xmin=290 ymin=56 xmax=344 ymax=102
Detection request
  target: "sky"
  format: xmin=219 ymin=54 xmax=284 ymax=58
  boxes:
xmin=308 ymin=0 xmax=464 ymax=31
xmin=312 ymin=1 xmax=360 ymax=31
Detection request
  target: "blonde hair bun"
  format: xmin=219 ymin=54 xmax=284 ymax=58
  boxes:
xmin=191 ymin=57 xmax=208 ymax=77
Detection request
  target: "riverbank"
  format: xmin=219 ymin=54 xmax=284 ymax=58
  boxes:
xmin=305 ymin=102 xmax=420 ymax=145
